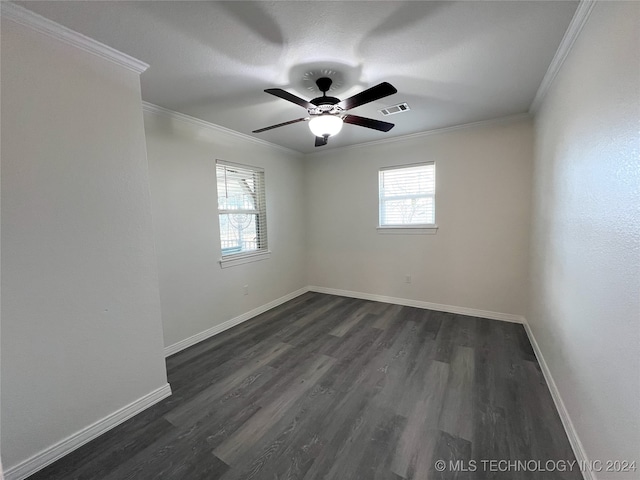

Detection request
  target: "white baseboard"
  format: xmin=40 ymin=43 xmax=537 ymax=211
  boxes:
xmin=522 ymin=321 xmax=592 ymax=480
xmin=164 ymin=287 xmax=310 ymax=357
xmin=5 ymin=383 xmax=172 ymax=480
xmin=165 ymin=286 xmax=524 ymax=359
xmin=308 ymin=286 xmax=525 ymax=324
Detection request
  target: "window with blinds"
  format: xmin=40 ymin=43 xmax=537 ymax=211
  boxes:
xmin=216 ymin=160 xmax=268 ymax=258
xmin=379 ymin=163 xmax=436 ymax=227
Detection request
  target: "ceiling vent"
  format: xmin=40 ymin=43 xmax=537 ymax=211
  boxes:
xmin=379 ymin=102 xmax=410 ymax=116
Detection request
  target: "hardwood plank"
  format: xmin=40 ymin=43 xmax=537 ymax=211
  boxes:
xmin=416 ymin=307 xmax=444 ymax=340
xmin=167 ymin=294 xmax=332 ymax=383
xmin=474 ymin=318 xmax=510 ymax=408
xmin=323 ymin=314 xmax=384 ymax=360
xmin=391 ymin=360 xmax=450 ymax=479
xmin=319 ymin=323 xmax=392 ymax=395
xmin=282 ymin=298 xmax=368 ymax=347
xmin=219 ymin=365 xmax=342 ymax=480
xmin=101 ymin=423 xmax=229 ymax=480
xmin=164 ymin=341 xmax=292 ymax=426
xmin=328 ymin=301 xmax=374 ymax=337
xmin=391 ymin=335 xmax=437 ymax=418
xmin=354 ymin=413 xmax=406 ymax=480
xmin=28 ymin=416 xmax=177 ymax=480
xmin=506 ymin=362 xmax=581 ymax=479
xmin=430 ymin=430 xmax=472 ymax=480
xmin=374 ymin=319 xmax=438 ymax=413
xmin=450 ymin=314 xmax=478 ymax=349
xmin=213 ymin=354 xmax=335 ymax=464
xmin=299 ymin=389 xmax=378 ymax=480
xmin=372 ymin=303 xmax=404 ymax=330
xmin=165 ymin=364 xmax=278 ymax=430
xmin=166 ymin=292 xmax=325 ymax=372
xmin=433 ymin=310 xmax=457 ymax=363
xmin=320 ymin=405 xmax=397 ymax=480
xmin=472 ymin=403 xmax=511 ymax=463
xmin=438 ymin=346 xmax=475 ymax=442
xmin=275 ymin=295 xmax=351 ymax=342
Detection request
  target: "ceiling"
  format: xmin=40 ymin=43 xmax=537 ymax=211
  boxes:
xmin=17 ymin=1 xmax=579 ymax=153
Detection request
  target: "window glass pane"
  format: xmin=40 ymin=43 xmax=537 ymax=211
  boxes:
xmin=216 ymin=161 xmax=267 ymax=257
xmin=379 ymin=163 xmax=435 ymax=226
xmin=382 ymin=196 xmax=434 ymax=225
xmin=380 ymin=165 xmax=434 ymax=197
xmin=219 ymin=213 xmax=258 ymax=255
xmin=217 ymin=170 xmax=257 ymax=211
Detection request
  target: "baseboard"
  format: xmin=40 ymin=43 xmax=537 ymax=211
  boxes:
xmin=164 ymin=287 xmax=310 ymax=357
xmin=5 ymin=383 xmax=172 ymax=480
xmin=522 ymin=321 xmax=593 ymax=480
xmin=164 ymin=286 xmax=523 ymax=358
xmin=308 ymin=286 xmax=525 ymax=324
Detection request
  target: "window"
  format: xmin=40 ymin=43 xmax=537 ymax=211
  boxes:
xmin=378 ymin=162 xmax=437 ymax=233
xmin=216 ymin=160 xmax=269 ymax=267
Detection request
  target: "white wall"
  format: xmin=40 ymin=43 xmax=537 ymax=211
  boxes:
xmin=1 ymin=19 xmax=168 ymax=471
xmin=529 ymin=2 xmax=640 ymax=475
xmin=143 ymin=110 xmax=307 ymax=350
xmin=305 ymin=118 xmax=533 ymax=317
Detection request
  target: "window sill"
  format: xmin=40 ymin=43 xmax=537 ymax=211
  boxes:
xmin=377 ymin=225 xmax=438 ymax=235
xmin=219 ymin=250 xmax=271 ymax=268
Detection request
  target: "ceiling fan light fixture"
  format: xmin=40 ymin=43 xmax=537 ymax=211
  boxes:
xmin=308 ymin=114 xmax=343 ymax=137
xmin=254 ymin=77 xmax=396 ymax=147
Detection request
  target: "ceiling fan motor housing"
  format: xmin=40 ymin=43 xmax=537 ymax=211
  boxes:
xmin=308 ymin=103 xmax=343 ymax=116
xmin=310 ymin=96 xmax=340 ymax=106
xmin=315 ymin=76 xmax=333 ymax=93
xmin=309 ymin=77 xmax=343 ymax=114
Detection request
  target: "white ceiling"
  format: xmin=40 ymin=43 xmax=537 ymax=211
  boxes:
xmin=17 ymin=1 xmax=579 ymax=153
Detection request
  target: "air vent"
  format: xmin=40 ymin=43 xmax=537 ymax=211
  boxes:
xmin=379 ymin=102 xmax=410 ymax=116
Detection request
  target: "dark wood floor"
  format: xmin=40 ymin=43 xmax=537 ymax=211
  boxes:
xmin=30 ymin=293 xmax=580 ymax=480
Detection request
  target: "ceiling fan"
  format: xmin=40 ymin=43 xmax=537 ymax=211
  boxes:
xmin=253 ymin=77 xmax=397 ymax=147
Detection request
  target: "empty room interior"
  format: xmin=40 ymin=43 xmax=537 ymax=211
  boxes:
xmin=1 ymin=1 xmax=639 ymax=479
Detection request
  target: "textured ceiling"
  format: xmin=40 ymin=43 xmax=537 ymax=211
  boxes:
xmin=17 ymin=1 xmax=579 ymax=153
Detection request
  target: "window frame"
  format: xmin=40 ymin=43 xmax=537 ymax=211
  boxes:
xmin=377 ymin=162 xmax=438 ymax=235
xmin=216 ymin=159 xmax=271 ymax=268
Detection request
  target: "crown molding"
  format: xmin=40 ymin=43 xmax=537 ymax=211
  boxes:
xmin=0 ymin=2 xmax=149 ymax=74
xmin=142 ymin=102 xmax=301 ymax=156
xmin=529 ymin=0 xmax=596 ymax=113
xmin=305 ymin=112 xmax=531 ymax=158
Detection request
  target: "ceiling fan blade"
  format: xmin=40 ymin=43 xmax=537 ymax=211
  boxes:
xmin=315 ymin=135 xmax=328 ymax=147
xmin=265 ymin=88 xmax=314 ymax=109
xmin=343 ymin=114 xmax=395 ymax=132
xmin=337 ymin=82 xmax=397 ymax=110
xmin=252 ymin=117 xmax=308 ymax=133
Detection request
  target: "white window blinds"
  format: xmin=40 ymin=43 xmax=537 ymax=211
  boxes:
xmin=216 ymin=160 xmax=268 ymax=257
xmin=379 ymin=163 xmax=435 ymax=226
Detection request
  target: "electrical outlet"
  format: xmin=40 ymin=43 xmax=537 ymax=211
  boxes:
xmin=243 ymin=285 xmax=249 ymax=295
xmin=405 ymin=275 xmax=412 ymax=284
